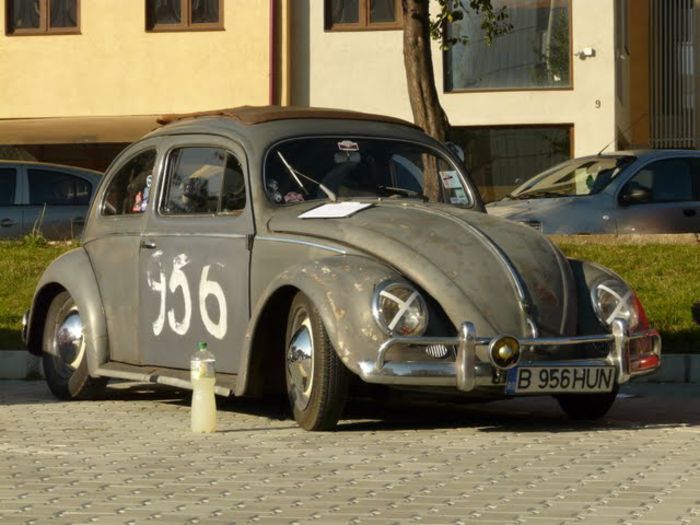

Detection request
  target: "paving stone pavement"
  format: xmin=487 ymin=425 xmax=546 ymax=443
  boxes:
xmin=1 ymin=380 xmax=700 ymax=525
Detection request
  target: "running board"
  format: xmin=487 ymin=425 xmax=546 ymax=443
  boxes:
xmin=94 ymin=361 xmax=235 ymax=397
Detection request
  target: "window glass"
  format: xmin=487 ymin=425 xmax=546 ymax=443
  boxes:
xmin=369 ymin=0 xmax=396 ymax=23
xmin=329 ymin=0 xmax=359 ymax=24
xmin=50 ymin=0 xmax=77 ymax=28
xmin=0 ymin=169 xmax=17 ymax=206
xmin=162 ymin=147 xmax=246 ymax=215
xmin=148 ymin=0 xmax=182 ymax=26
xmin=627 ymin=159 xmax=695 ymax=203
xmin=445 ymin=0 xmax=571 ymax=91
xmin=11 ymin=0 xmax=40 ymax=30
xmin=102 ymin=150 xmax=156 ymax=216
xmin=28 ymin=170 xmax=92 ymax=206
xmin=265 ymin=138 xmax=472 ymax=207
xmin=192 ymin=0 xmax=219 ymax=24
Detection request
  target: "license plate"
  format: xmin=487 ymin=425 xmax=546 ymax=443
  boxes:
xmin=505 ymin=366 xmax=616 ymax=394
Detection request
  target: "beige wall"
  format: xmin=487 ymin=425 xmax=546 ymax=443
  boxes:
xmin=0 ymin=0 xmax=275 ymax=119
xmin=292 ymin=0 xmax=617 ymax=158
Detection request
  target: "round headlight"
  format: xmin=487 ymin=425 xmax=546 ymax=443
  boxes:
xmin=591 ymin=278 xmax=639 ymax=329
xmin=372 ymin=280 xmax=429 ymax=337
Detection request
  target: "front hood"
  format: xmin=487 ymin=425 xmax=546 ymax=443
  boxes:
xmin=486 ymin=197 xmax=575 ymax=219
xmin=268 ymin=201 xmax=576 ymax=338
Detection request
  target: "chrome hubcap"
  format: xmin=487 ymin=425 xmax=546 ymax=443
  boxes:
xmin=287 ymin=316 xmax=314 ymax=410
xmin=55 ymin=309 xmax=85 ymax=370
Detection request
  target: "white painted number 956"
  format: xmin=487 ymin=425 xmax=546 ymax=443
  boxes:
xmin=148 ymin=254 xmax=228 ymax=340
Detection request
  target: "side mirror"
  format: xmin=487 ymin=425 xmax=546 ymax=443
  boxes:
xmin=619 ymin=183 xmax=651 ymax=205
xmin=444 ymin=141 xmax=465 ymax=163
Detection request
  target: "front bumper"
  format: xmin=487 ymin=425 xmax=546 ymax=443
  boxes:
xmin=358 ymin=319 xmax=661 ymax=392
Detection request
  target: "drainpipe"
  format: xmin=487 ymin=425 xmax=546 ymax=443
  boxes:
xmin=269 ymin=0 xmax=277 ymax=105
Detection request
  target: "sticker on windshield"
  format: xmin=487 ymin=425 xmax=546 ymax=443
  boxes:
xmin=440 ymin=170 xmax=461 ymax=189
xmin=338 ymin=140 xmax=359 ymax=152
xmin=450 ymin=196 xmax=468 ymax=205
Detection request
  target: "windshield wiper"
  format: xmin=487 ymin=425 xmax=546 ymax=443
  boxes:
xmin=513 ymin=190 xmax=565 ymax=200
xmin=378 ymin=185 xmax=428 ymax=201
xmin=276 ymin=151 xmax=337 ymax=203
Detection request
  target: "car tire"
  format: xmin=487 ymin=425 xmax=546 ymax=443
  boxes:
xmin=555 ymin=385 xmax=619 ymax=421
xmin=42 ymin=291 xmax=107 ymax=400
xmin=285 ymin=292 xmax=349 ymax=431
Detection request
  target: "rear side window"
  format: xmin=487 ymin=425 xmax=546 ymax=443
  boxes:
xmin=161 ymin=147 xmax=246 ymax=216
xmin=28 ymin=170 xmax=92 ymax=206
xmin=0 ymin=168 xmax=16 ymax=206
xmin=102 ymin=150 xmax=156 ymax=216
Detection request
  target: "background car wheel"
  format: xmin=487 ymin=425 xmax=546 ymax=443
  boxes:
xmin=42 ymin=291 xmax=107 ymax=400
xmin=285 ymin=292 xmax=349 ymax=431
xmin=555 ymin=385 xmax=619 ymax=420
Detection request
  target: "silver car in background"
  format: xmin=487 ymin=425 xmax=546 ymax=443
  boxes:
xmin=487 ymin=150 xmax=700 ymax=234
xmin=0 ymin=161 xmax=102 ymax=240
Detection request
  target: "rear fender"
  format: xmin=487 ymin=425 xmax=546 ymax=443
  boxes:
xmin=26 ymin=248 xmax=107 ymax=375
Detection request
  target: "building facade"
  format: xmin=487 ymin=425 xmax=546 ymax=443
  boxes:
xmin=292 ymin=0 xmax=700 ymax=202
xmin=0 ymin=0 xmax=291 ymax=170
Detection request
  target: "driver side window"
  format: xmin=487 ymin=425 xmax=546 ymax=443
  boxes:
xmin=626 ymin=159 xmax=695 ymax=203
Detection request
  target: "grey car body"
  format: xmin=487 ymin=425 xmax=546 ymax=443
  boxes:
xmin=23 ymin=106 xmax=661 ymax=430
xmin=0 ymin=160 xmax=102 ymax=240
xmin=487 ymin=149 xmax=700 ymax=234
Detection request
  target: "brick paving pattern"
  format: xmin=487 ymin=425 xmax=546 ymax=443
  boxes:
xmin=1 ymin=380 xmax=699 ymax=524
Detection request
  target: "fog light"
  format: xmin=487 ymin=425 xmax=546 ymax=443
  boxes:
xmin=425 ymin=344 xmax=450 ymax=359
xmin=488 ymin=335 xmax=521 ymax=370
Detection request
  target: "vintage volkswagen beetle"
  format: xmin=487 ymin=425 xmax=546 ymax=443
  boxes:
xmin=23 ymin=106 xmax=661 ymax=430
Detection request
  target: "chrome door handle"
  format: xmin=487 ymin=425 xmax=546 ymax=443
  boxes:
xmin=0 ymin=219 xmax=15 ymax=228
xmin=140 ymin=240 xmax=157 ymax=249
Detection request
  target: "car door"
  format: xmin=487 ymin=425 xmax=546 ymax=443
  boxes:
xmin=0 ymin=166 xmax=22 ymax=238
xmin=138 ymin=136 xmax=252 ymax=373
xmin=615 ymin=157 xmax=700 ymax=233
xmin=24 ymin=167 xmax=94 ymax=239
xmin=83 ymin=144 xmax=159 ymax=364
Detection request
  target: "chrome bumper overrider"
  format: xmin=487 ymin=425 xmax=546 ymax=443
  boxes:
xmin=358 ymin=319 xmax=662 ymax=392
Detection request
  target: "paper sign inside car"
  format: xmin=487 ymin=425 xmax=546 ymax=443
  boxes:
xmin=298 ymin=202 xmax=373 ymax=219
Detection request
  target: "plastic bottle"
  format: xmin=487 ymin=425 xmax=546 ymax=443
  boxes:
xmin=190 ymin=341 xmax=217 ymax=433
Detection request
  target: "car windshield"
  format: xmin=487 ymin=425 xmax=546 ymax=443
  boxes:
xmin=507 ymin=155 xmax=636 ymax=199
xmin=264 ymin=138 xmax=472 ymax=207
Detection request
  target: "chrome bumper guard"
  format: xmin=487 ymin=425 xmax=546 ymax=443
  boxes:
xmin=358 ymin=319 xmax=661 ymax=392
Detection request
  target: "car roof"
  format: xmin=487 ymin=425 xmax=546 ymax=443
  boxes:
xmin=157 ymin=105 xmax=420 ymax=130
xmin=0 ymin=159 xmax=102 ymax=176
xmin=603 ymin=149 xmax=700 ymax=158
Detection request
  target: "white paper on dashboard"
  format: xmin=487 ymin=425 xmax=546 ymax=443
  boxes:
xmin=298 ymin=202 xmax=373 ymax=219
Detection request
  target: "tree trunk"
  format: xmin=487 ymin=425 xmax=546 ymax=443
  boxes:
xmin=402 ymin=0 xmax=450 ymax=201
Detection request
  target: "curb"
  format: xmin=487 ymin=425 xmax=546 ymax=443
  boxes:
xmin=1 ymin=350 xmax=699 ymax=383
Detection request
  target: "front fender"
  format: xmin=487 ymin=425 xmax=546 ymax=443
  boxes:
xmin=568 ymin=258 xmax=625 ymax=335
xmin=26 ymin=248 xmax=107 ymax=375
xmin=237 ymin=255 xmax=402 ymax=395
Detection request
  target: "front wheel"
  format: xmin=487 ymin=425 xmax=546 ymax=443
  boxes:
xmin=42 ymin=291 xmax=107 ymax=400
xmin=555 ymin=385 xmax=619 ymax=420
xmin=285 ymin=292 xmax=348 ymax=430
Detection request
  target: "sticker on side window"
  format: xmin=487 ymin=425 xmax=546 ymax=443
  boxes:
xmin=338 ymin=140 xmax=359 ymax=152
xmin=439 ymin=170 xmax=461 ymax=189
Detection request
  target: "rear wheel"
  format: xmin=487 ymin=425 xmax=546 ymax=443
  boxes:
xmin=285 ymin=292 xmax=348 ymax=430
xmin=555 ymin=385 xmax=619 ymax=420
xmin=42 ymin=291 xmax=107 ymax=400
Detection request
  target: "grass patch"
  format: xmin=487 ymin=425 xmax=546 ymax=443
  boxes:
xmin=1 ymin=240 xmax=698 ymax=353
xmin=557 ymin=243 xmax=700 ymax=353
xmin=0 ymin=241 xmax=75 ymax=350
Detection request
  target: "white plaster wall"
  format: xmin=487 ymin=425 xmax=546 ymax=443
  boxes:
xmin=293 ymin=0 xmax=617 ymax=158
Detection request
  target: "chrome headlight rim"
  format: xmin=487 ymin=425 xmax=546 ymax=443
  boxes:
xmin=590 ymin=276 xmax=639 ymax=329
xmin=371 ymin=279 xmax=429 ymax=337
